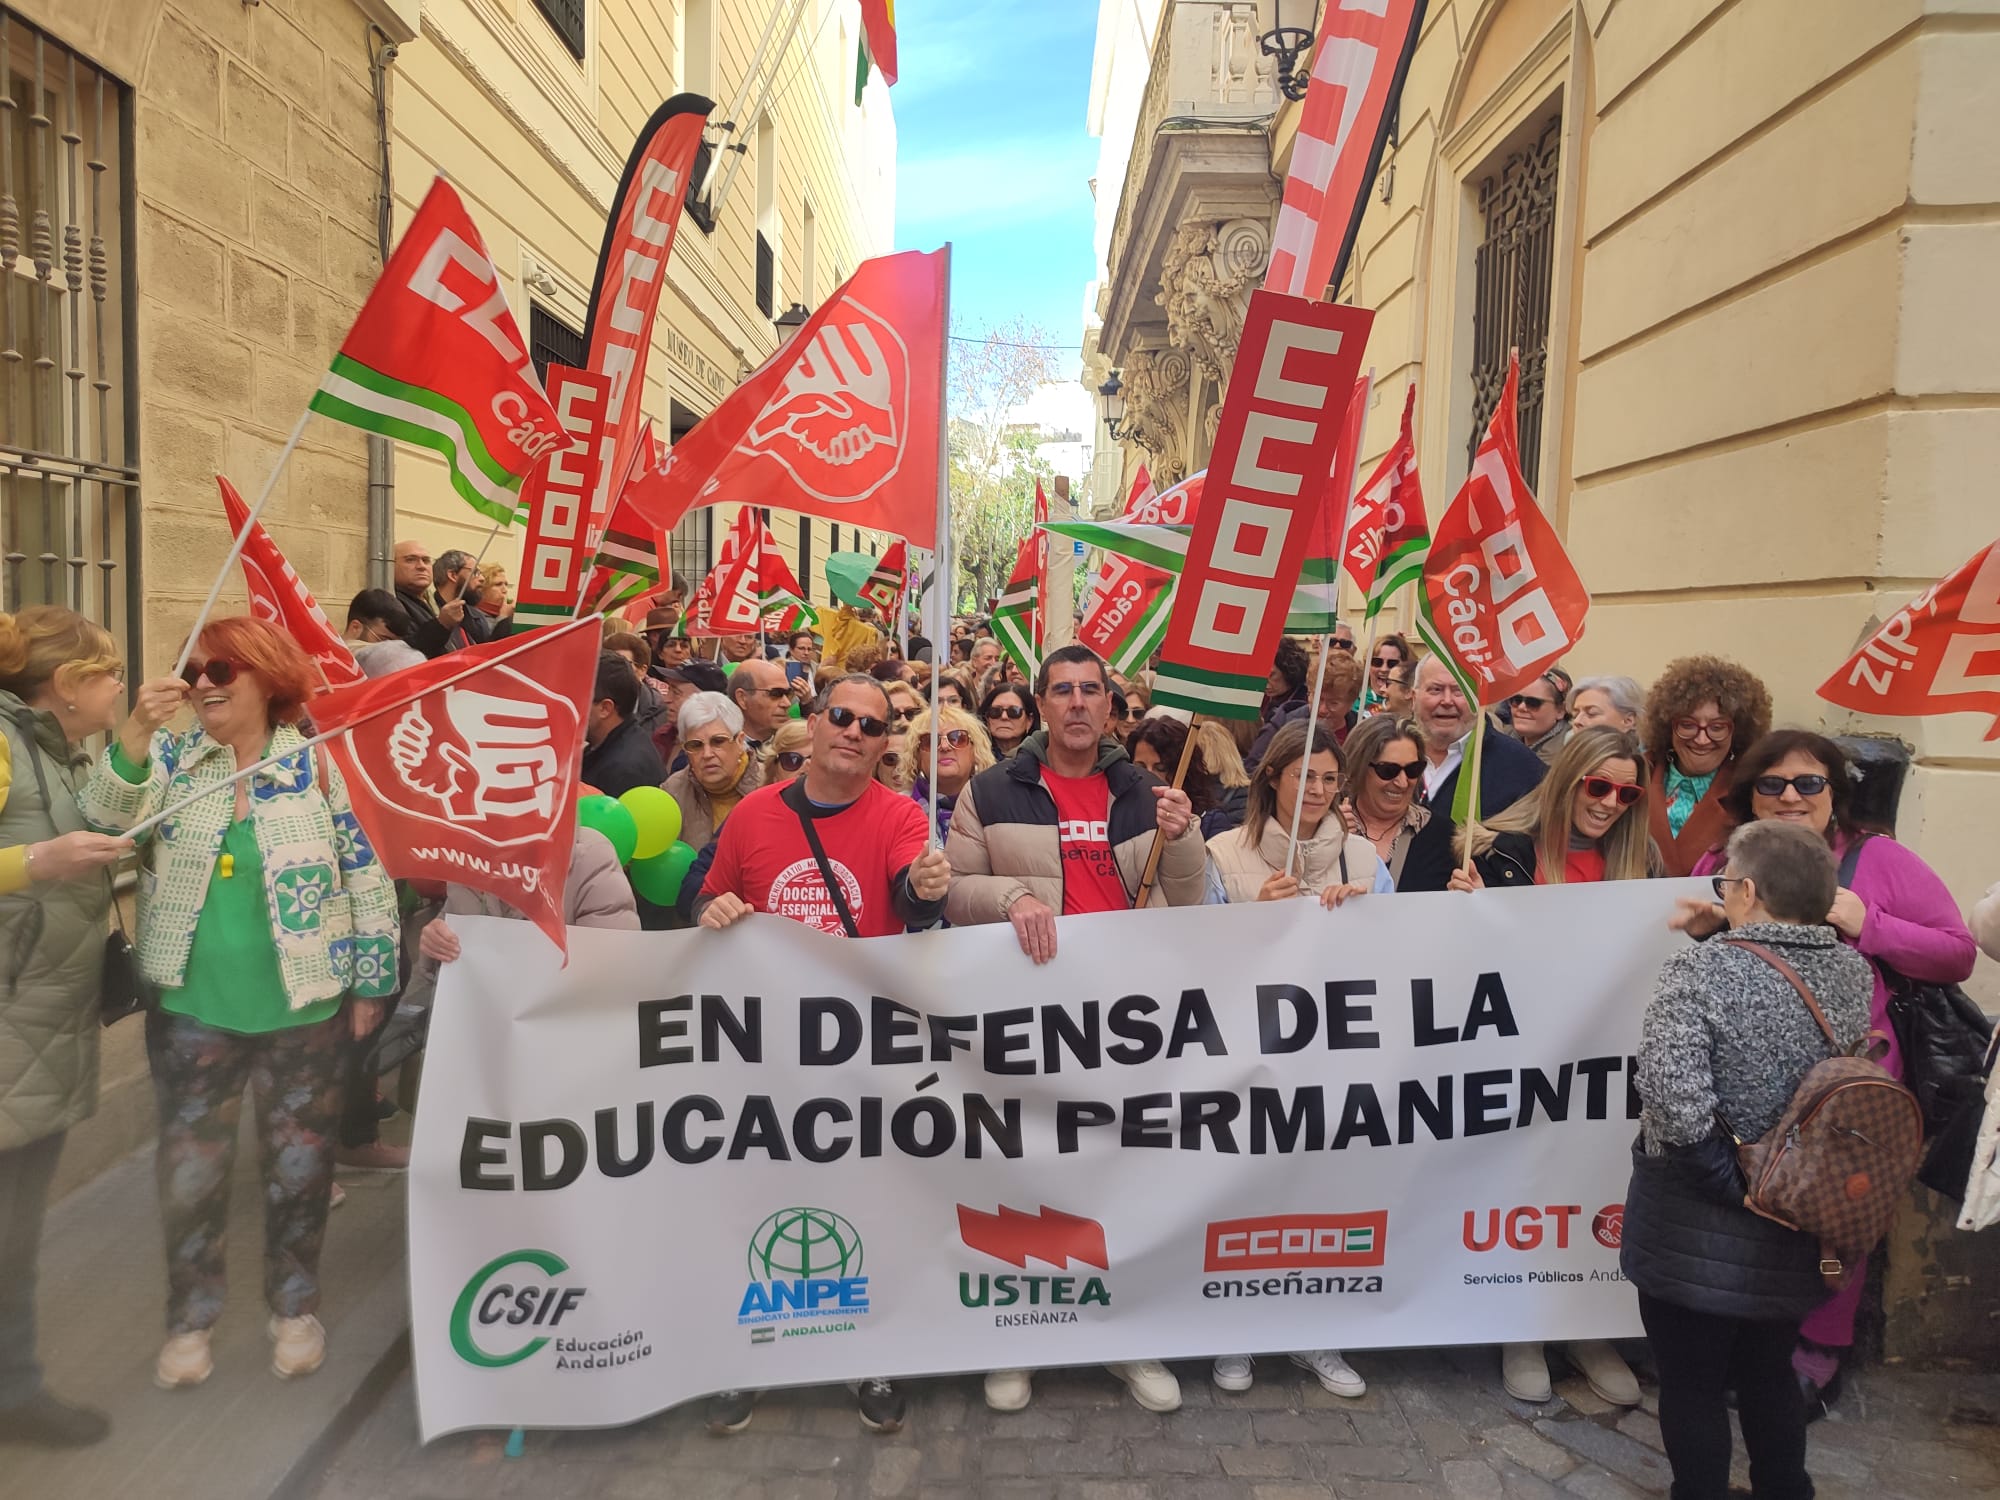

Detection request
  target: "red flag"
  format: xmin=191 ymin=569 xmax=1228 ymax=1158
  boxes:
xmin=638 ymin=252 xmax=948 ymax=547
xmin=1128 ymin=469 xmax=1205 ymax=526
xmin=1419 ymin=354 xmax=1588 ymax=705
xmin=1122 ymin=464 xmax=1155 ymax=517
xmin=1818 ymin=537 xmax=2000 ymax=739
xmin=858 ymin=539 xmax=908 ymax=614
xmin=1311 ymin=375 xmax=1371 ymax=564
xmin=1265 ymin=0 xmax=1427 ymax=300
xmin=514 ymin=364 xmax=614 ymax=628
xmin=1343 ymin=384 xmax=1423 ymax=596
xmin=1033 ymin=480 xmax=1052 ymax=653
xmin=309 ymin=618 xmax=600 ymax=956
xmin=217 ymin=477 xmax=363 ymax=689
xmin=859 ymin=0 xmax=898 ymax=86
xmin=702 ymin=508 xmax=766 ymax=636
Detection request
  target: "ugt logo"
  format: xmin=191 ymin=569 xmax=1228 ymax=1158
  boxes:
xmin=449 ymin=1249 xmax=587 ymax=1368
xmin=742 ymin=300 xmax=907 ymax=504
xmin=738 ymin=1207 xmax=871 ymax=1325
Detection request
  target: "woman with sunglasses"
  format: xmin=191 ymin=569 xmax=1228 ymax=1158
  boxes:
xmin=906 ymin=703 xmax=994 ymax=845
xmin=0 ymin=607 xmax=134 ymax=1447
xmin=1640 ymin=656 xmax=1772 ymax=876
xmin=1502 ymin=667 xmax=1572 ymax=768
xmin=1447 ymin=726 xmax=1655 ymax=1410
xmin=757 ymin=720 xmax=812 ymax=785
xmin=1681 ymin=730 xmax=1975 ymax=1416
xmin=1338 ymin=715 xmax=1431 ymax=885
xmin=82 ymin=617 xmax=399 ymax=1391
xmin=1363 ymin=632 xmax=1411 ymax=711
xmin=979 ymin=682 xmax=1038 ymax=760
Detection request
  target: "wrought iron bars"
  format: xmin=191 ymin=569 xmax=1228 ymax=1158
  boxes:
xmin=1467 ymin=114 xmax=1561 ymax=491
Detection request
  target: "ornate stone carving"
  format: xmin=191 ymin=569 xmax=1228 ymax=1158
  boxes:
xmin=1120 ymin=346 xmax=1192 ymax=484
xmin=1157 ymin=215 xmax=1270 ymax=386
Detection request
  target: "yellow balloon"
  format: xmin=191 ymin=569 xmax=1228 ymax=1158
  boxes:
xmin=619 ymin=785 xmax=682 ymax=861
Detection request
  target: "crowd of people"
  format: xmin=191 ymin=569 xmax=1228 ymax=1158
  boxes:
xmin=0 ymin=550 xmax=1994 ymax=1500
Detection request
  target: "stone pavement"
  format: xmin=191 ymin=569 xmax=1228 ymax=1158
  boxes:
xmin=304 ymin=1347 xmax=2000 ymax=1500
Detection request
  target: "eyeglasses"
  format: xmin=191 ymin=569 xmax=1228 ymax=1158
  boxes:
xmin=180 ymin=657 xmax=243 ymax=689
xmin=1282 ymin=766 xmax=1339 ymax=792
xmin=685 ymin=733 xmax=739 ymax=754
xmin=776 ymin=750 xmax=809 ymax=772
xmin=1673 ymin=718 xmax=1731 ymax=743
xmin=1045 ymin=681 xmax=1104 ymax=700
xmin=1510 ymin=694 xmax=1555 ymax=711
xmin=1368 ymin=760 xmax=1422 ymax=783
xmin=746 ymin=686 xmax=791 ymax=702
xmin=914 ymin=729 xmax=972 ymax=756
xmin=890 ymin=709 xmax=917 ymax=726
xmin=1369 ymin=655 xmax=1400 ymax=669
xmin=825 ymin=704 xmax=889 ymax=737
xmin=1580 ymin=775 xmax=1645 ymax=807
xmin=1750 ymin=773 xmax=1830 ymax=799
xmin=879 ymin=751 xmax=902 ymax=769
xmin=1331 ymin=638 xmax=1355 ymax=652
xmin=985 ymin=703 xmax=1026 ymax=721
xmin=1712 ymin=875 xmax=1747 ymax=900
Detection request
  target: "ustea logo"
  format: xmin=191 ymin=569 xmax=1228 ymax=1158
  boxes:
xmin=739 ymin=1207 xmax=870 ymax=1340
xmin=958 ymin=1204 xmax=1110 ymax=1325
xmin=449 ymin=1248 xmax=585 ymax=1368
xmin=1204 ymin=1213 xmax=1388 ymax=1272
xmin=743 ymin=300 xmax=907 ymax=504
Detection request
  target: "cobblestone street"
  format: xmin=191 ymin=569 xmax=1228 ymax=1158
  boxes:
xmin=309 ymin=1346 xmax=2000 ymax=1500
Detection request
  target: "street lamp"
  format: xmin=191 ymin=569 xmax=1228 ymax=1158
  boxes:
xmin=773 ymin=302 xmax=811 ymax=349
xmin=1097 ymin=372 xmax=1128 ymax=442
xmin=1259 ymin=0 xmax=1317 ymax=103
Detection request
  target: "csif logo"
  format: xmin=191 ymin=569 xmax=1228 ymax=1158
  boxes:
xmin=449 ymin=1249 xmax=586 ymax=1368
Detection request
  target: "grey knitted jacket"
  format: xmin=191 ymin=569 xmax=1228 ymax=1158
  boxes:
xmin=1638 ymin=921 xmax=1872 ymax=1154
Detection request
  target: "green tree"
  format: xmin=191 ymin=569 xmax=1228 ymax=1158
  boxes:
xmin=947 ymin=319 xmax=1062 ymax=615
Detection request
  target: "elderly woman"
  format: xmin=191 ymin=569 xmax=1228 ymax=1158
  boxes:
xmin=1569 ymin=674 xmax=1643 ymax=733
xmin=1127 ymin=716 xmax=1251 ymax=838
xmin=1684 ymin=730 xmax=1976 ymax=1413
xmin=664 ymin=691 xmax=763 ymax=853
xmin=1503 ymin=666 xmax=1572 ymax=767
xmin=1627 ymin=821 xmax=1872 ymax=1500
xmin=979 ymin=681 xmax=1038 ymax=760
xmin=1337 ymin=714 xmax=1430 ymax=885
xmin=1641 ymin=656 xmax=1771 ymax=876
xmin=907 ymin=703 xmax=994 ymax=844
xmin=0 ymin=607 xmax=133 ymax=1446
xmin=83 ymin=617 xmax=398 ymax=1390
xmin=1450 ymin=727 xmax=1657 ymax=889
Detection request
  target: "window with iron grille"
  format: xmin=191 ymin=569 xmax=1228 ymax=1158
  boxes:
xmin=531 ymin=0 xmax=586 ymax=61
xmin=755 ymin=232 xmax=775 ymax=318
xmin=669 ymin=509 xmax=711 ymax=589
xmin=1466 ymin=113 xmax=1561 ymax=491
xmin=0 ymin=13 xmax=139 ymax=665
xmin=529 ymin=304 xmax=587 ymax=385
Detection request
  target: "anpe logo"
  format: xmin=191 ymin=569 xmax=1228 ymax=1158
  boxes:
xmin=1592 ymin=1205 xmax=1623 ymax=1249
xmin=449 ymin=1249 xmax=585 ymax=1368
xmin=738 ymin=1207 xmax=870 ymax=1337
xmin=1204 ymin=1213 xmax=1388 ymax=1272
xmin=957 ymin=1205 xmax=1111 ymax=1325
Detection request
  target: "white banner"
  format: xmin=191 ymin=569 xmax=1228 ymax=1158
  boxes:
xmin=409 ymin=882 xmax=1701 ymax=1439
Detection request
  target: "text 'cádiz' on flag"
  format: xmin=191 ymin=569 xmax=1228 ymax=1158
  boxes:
xmin=308 ymin=176 xmax=562 ymax=527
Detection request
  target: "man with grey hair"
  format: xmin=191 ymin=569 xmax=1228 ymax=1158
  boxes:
xmin=1397 ymin=655 xmax=1545 ymax=893
xmin=434 ymin=547 xmax=494 ymax=647
xmin=729 ymin=656 xmax=792 ymax=749
xmin=664 ymin=691 xmax=760 ymax=852
xmin=1570 ymin=674 xmax=1645 ymax=733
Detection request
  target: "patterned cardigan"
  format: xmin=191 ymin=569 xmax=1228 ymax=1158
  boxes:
xmin=81 ymin=724 xmax=398 ymax=1009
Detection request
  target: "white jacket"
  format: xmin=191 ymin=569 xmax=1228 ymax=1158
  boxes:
xmin=1957 ymin=1059 xmax=2000 ymax=1232
xmin=1205 ymin=815 xmax=1385 ymax=904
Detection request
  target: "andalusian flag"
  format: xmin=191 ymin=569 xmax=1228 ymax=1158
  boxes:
xmin=755 ymin=526 xmax=818 ymax=633
xmin=991 ymin=534 xmax=1040 ymax=677
xmin=1346 ymin=385 xmax=1429 ymax=622
xmin=854 ymin=0 xmax=898 ymax=104
xmin=1043 ymin=520 xmax=1345 ymax=633
xmin=578 ymin=491 xmax=660 ymax=614
xmin=858 ymin=539 xmax=908 ymax=614
xmin=309 ymin=177 xmax=559 ymax=526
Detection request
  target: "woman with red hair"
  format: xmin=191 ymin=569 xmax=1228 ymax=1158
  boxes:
xmin=82 ymin=617 xmax=398 ymax=1391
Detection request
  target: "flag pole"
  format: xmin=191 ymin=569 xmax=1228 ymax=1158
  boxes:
xmin=175 ymin=409 xmax=312 ymax=677
xmin=127 ymin=615 xmax=605 ymax=840
xmin=470 ymin=516 xmax=507 ymax=569
xmin=1284 ymin=637 xmax=1332 ymax=879
xmin=927 ymin=244 xmax=952 ymax=843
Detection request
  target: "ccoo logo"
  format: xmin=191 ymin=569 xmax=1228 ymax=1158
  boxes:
xmin=743 ymin=300 xmax=907 ymax=504
xmin=449 ymin=1248 xmax=587 ymax=1368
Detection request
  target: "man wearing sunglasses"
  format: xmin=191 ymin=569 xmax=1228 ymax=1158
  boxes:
xmin=1396 ymin=657 xmax=1546 ymax=893
xmin=729 ymin=657 xmax=792 ymax=749
xmin=942 ymin=642 xmax=1204 ymax=1418
xmin=694 ymin=673 xmax=949 ymax=1437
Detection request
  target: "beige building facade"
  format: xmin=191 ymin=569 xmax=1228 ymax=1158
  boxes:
xmin=1085 ymin=0 xmax=2000 ymax=1358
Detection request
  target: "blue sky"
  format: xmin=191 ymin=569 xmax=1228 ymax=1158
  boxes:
xmin=890 ymin=0 xmax=1098 ymax=357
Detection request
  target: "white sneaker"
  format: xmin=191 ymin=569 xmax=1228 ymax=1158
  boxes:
xmin=1502 ymin=1341 xmax=1552 ymax=1403
xmin=1107 ymin=1360 xmax=1181 ymax=1412
xmin=983 ymin=1369 xmax=1032 ymax=1411
xmin=1211 ymin=1354 xmax=1254 ymax=1392
xmin=1567 ymin=1339 xmax=1640 ymax=1406
xmin=270 ymin=1314 xmax=326 ymax=1379
xmin=1291 ymin=1349 xmax=1365 ymax=1399
xmin=155 ymin=1330 xmax=212 ymax=1390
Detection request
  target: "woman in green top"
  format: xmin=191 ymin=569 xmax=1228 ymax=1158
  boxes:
xmin=82 ymin=617 xmax=398 ymax=1392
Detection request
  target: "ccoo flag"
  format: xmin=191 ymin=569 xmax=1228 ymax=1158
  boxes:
xmin=309 ymin=177 xmax=562 ymax=526
xmin=1344 ymin=384 xmax=1428 ymax=620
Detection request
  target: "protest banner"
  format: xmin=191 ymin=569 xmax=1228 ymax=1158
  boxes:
xmin=408 ymin=880 xmax=1697 ymax=1439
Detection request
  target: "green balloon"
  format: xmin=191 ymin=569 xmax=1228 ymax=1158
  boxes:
xmin=578 ymin=794 xmax=639 ymax=866
xmin=630 ymin=840 xmax=700 ymax=905
xmin=619 ymin=785 xmax=682 ymax=861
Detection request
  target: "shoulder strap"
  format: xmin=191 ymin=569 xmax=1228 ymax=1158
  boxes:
xmin=1722 ymin=937 xmax=1838 ymax=1050
xmin=782 ymin=780 xmax=861 ymax=939
xmin=1836 ymin=833 xmax=1869 ymax=888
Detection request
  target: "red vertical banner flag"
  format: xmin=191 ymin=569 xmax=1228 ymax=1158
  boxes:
xmin=514 ymin=365 xmax=613 ymax=628
xmin=1818 ymin=537 xmax=2000 ymax=739
xmin=1033 ymin=479 xmax=1051 ymax=653
xmin=217 ymin=477 xmax=363 ymax=689
xmin=1265 ymin=0 xmax=1428 ymax=300
xmin=1417 ymin=353 xmax=1588 ymax=705
xmin=309 ymin=618 xmax=601 ymax=956
xmin=1151 ymin=293 xmax=1373 ymax=719
xmin=702 ymin=508 xmax=767 ymax=636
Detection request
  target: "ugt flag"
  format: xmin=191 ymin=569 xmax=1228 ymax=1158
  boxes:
xmin=636 ymin=251 xmax=948 ymax=548
xmin=1818 ymin=536 xmax=2000 ymax=739
xmin=218 ymin=477 xmax=363 ymax=690
xmin=309 ymin=176 xmax=562 ymax=526
xmin=309 ymin=617 xmax=601 ymax=956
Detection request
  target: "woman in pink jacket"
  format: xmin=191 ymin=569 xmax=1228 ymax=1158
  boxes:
xmin=1684 ymin=729 xmax=1976 ymax=1417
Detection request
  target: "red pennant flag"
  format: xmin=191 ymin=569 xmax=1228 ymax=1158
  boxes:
xmin=1343 ymin=384 xmax=1424 ymax=596
xmin=1419 ymin=353 xmax=1588 ymax=705
xmin=1128 ymin=469 xmax=1205 ymax=526
xmin=858 ymin=539 xmax=908 ymax=614
xmin=701 ymin=508 xmax=767 ymax=636
xmin=309 ymin=618 xmax=600 ymax=956
xmin=1819 ymin=537 xmax=2000 ymax=739
xmin=1033 ymin=480 xmax=1052 ymax=653
xmin=637 ymin=251 xmax=948 ymax=547
xmin=218 ymin=477 xmax=363 ymax=689
xmin=1122 ymin=464 xmax=1155 ymax=517
xmin=1311 ymin=375 xmax=1371 ymax=564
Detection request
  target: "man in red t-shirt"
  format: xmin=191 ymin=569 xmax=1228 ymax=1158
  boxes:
xmin=692 ymin=673 xmax=949 ymax=1439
